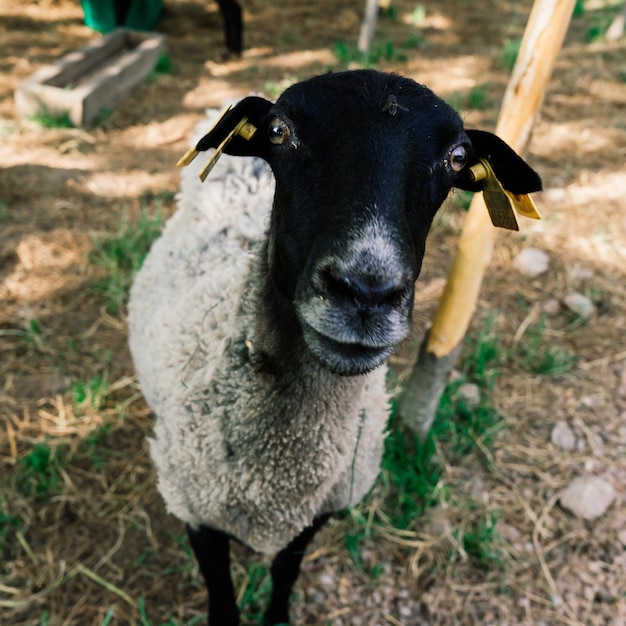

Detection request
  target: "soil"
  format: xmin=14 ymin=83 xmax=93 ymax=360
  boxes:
xmin=1 ymin=0 xmax=625 ymax=625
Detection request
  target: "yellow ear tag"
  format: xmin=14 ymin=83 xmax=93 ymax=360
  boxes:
xmin=468 ymin=158 xmax=542 ymax=231
xmin=176 ymin=106 xmax=258 ymax=183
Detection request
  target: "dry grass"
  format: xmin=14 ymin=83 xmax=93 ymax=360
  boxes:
xmin=1 ymin=0 xmax=625 ymax=624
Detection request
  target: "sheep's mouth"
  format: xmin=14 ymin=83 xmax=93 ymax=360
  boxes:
xmin=302 ymin=324 xmax=394 ymax=376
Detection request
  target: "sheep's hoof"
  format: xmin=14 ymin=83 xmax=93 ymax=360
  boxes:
xmin=220 ymin=48 xmax=242 ymax=61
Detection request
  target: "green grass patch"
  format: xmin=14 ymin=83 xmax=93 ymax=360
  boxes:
xmin=381 ymin=2 xmax=398 ymax=19
xmin=0 ymin=317 xmax=50 ymax=354
xmin=16 ymin=441 xmax=68 ymax=501
xmin=449 ymin=83 xmax=490 ymax=112
xmin=262 ymin=78 xmax=301 ymax=100
xmin=408 ymin=4 xmax=427 ymax=26
xmin=380 ymin=411 xmax=444 ymax=528
xmin=0 ymin=502 xmax=22 ymax=568
xmin=238 ymin=562 xmax=273 ymax=624
xmin=463 ymin=313 xmax=501 ymax=389
xmin=573 ymin=0 xmax=586 ymax=17
xmin=148 ymin=53 xmax=174 ymax=81
xmin=82 ymin=423 xmax=114 ymax=470
xmin=467 ymin=83 xmax=489 ymax=110
xmin=378 ymin=314 xmax=503 ymax=530
xmin=500 ymin=38 xmax=522 ymax=71
xmin=403 ymin=33 xmax=425 ymax=49
xmin=281 ymin=31 xmax=299 ymax=46
xmin=455 ymin=508 xmax=506 ymax=571
xmin=333 ymin=39 xmax=408 ymax=67
xmin=90 ymin=204 xmax=163 ymax=314
xmin=135 ymin=597 xmax=207 ymax=625
xmin=71 ymin=372 xmax=110 ymax=411
xmin=29 ymin=107 xmax=74 ymax=128
xmin=341 ymin=507 xmax=385 ymax=578
xmin=513 ymin=317 xmax=577 ymax=375
xmin=451 ymin=189 xmax=474 ymax=212
xmin=102 ymin=605 xmax=116 ymax=626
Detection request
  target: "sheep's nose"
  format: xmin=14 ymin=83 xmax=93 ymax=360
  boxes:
xmin=319 ymin=265 xmax=410 ymax=310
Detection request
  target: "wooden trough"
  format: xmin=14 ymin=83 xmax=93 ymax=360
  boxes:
xmin=15 ymin=29 xmax=165 ymax=128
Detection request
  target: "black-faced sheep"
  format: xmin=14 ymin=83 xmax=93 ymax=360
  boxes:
xmin=128 ymin=69 xmax=541 ymax=626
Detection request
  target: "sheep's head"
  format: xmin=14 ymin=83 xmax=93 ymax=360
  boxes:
xmin=188 ymin=70 xmax=541 ymax=375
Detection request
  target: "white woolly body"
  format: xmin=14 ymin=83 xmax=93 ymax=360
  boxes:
xmin=128 ymin=116 xmax=391 ymax=555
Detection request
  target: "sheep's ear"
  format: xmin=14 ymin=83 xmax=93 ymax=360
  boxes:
xmin=177 ymin=97 xmax=273 ymax=181
xmin=455 ymin=129 xmax=543 ymax=231
xmin=456 ymin=130 xmax=542 ymax=194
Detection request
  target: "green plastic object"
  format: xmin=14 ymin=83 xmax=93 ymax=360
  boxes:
xmin=82 ymin=0 xmax=163 ymax=33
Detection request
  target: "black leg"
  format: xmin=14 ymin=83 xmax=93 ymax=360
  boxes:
xmin=114 ymin=0 xmax=132 ymax=25
xmin=215 ymin=0 xmax=243 ymax=55
xmin=264 ymin=514 xmax=332 ymax=626
xmin=187 ymin=524 xmax=240 ymax=626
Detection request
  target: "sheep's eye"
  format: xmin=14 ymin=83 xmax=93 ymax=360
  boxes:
xmin=268 ymin=117 xmax=291 ymax=145
xmin=449 ymin=145 xmax=467 ymax=172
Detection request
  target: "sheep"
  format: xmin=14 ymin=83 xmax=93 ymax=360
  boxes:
xmin=128 ymin=69 xmax=541 ymax=626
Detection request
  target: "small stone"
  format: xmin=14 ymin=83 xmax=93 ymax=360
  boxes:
xmin=470 ymin=475 xmax=486 ymax=502
xmin=580 ymin=394 xmax=600 ymax=407
xmin=457 ymin=382 xmax=481 ymax=408
xmin=498 ymin=522 xmax=522 ymax=544
xmin=551 ymin=420 xmax=576 ymax=451
xmin=513 ymin=247 xmax=550 ymax=277
xmin=542 ymin=298 xmax=561 ymax=316
xmin=563 ymin=292 xmax=596 ymax=320
xmin=449 ymin=368 xmax=463 ymax=382
xmin=319 ymin=574 xmax=335 ymax=588
xmin=312 ymin=591 xmax=325 ymax=606
xmin=559 ymin=475 xmax=616 ymax=520
xmin=424 ymin=506 xmax=450 ymax=538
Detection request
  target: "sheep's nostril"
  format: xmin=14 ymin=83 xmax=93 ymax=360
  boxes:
xmin=319 ymin=267 xmax=408 ymax=309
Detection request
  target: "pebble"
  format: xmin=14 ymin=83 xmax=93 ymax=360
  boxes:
xmin=559 ymin=475 xmax=616 ymax=520
xmin=550 ymin=420 xmax=576 ymax=451
xmin=498 ymin=522 xmax=522 ymax=543
xmin=542 ymin=298 xmax=561 ymax=316
xmin=319 ymin=573 xmax=335 ymax=588
xmin=470 ymin=475 xmax=486 ymax=502
xmin=563 ymin=292 xmax=596 ymax=320
xmin=513 ymin=247 xmax=550 ymax=277
xmin=457 ymin=382 xmax=481 ymax=408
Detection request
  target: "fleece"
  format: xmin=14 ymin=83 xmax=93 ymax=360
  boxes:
xmin=128 ymin=113 xmax=391 ymax=555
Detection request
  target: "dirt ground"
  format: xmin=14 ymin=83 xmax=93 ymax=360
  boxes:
xmin=1 ymin=0 xmax=625 ymax=624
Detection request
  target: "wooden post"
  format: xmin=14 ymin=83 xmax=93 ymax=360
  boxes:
xmin=398 ymin=0 xmax=576 ymax=437
xmin=358 ymin=0 xmax=380 ymax=56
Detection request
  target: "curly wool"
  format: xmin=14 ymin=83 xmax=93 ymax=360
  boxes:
xmin=128 ymin=114 xmax=391 ymax=555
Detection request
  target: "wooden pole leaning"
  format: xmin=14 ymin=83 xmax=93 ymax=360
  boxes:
xmin=398 ymin=0 xmax=577 ymax=437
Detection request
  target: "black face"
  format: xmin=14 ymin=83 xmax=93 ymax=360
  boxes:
xmin=201 ymin=70 xmax=542 ymax=376
xmin=262 ymin=72 xmax=469 ymax=374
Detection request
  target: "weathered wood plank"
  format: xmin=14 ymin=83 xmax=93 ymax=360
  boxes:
xmin=15 ymin=29 xmax=165 ymax=128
